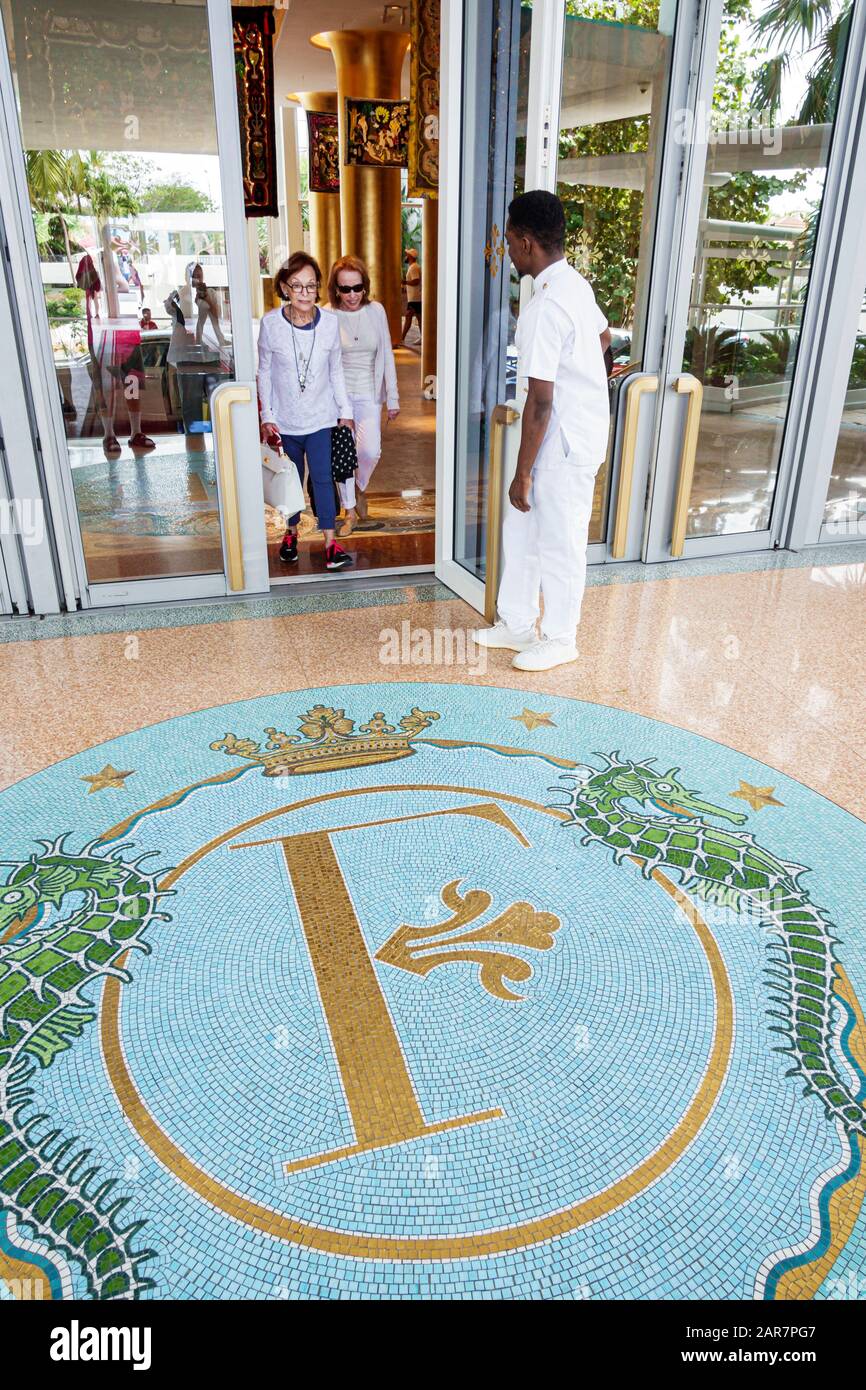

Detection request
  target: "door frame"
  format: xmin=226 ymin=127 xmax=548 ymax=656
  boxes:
xmin=0 ymin=0 xmax=269 ymax=612
xmin=780 ymin=2 xmax=866 ymax=552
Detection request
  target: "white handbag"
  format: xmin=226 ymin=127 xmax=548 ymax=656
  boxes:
xmin=261 ymin=443 xmax=305 ymax=516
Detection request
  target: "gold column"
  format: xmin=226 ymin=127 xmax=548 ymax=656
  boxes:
xmin=311 ymin=29 xmax=410 ymax=342
xmin=421 ymin=196 xmax=438 ymax=388
xmin=287 ymin=92 xmax=342 ymax=284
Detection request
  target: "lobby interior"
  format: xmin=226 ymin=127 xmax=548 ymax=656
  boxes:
xmin=0 ymin=0 xmax=865 ymax=1309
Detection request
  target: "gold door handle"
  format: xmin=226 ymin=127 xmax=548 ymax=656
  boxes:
xmin=211 ymin=382 xmax=253 ymax=592
xmin=611 ymin=374 xmax=657 ymax=559
xmin=485 ymin=403 xmax=521 ymax=623
xmin=670 ymin=374 xmax=704 ymax=558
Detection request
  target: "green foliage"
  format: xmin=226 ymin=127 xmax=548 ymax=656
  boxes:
xmin=25 ymin=151 xmax=140 ymax=224
xmin=44 ymin=288 xmax=85 ymax=322
xmin=750 ymin=0 xmax=851 ymax=122
xmin=564 ymin=0 xmax=660 ymax=23
xmin=138 ymin=179 xmax=215 ymax=213
xmin=402 ymin=203 xmax=423 ymax=259
xmin=704 ymin=171 xmax=807 ymax=302
xmin=683 ymin=324 xmax=797 ymax=386
xmin=558 ymin=113 xmax=648 ymax=325
xmin=557 ymin=0 xmax=811 ymax=324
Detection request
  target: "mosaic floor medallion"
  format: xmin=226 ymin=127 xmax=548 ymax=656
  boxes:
xmin=1 ymin=682 xmax=864 ymax=1301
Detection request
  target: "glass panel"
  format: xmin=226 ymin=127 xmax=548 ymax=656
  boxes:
xmin=453 ymin=0 xmax=531 ymax=582
xmin=681 ymin=0 xmax=851 ymax=538
xmin=558 ymin=0 xmax=678 ymax=543
xmin=6 ymin=0 xmax=235 ymax=583
xmin=823 ymin=292 xmax=866 ymax=538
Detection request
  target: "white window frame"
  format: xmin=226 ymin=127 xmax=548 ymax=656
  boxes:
xmin=779 ymin=0 xmax=866 ymax=551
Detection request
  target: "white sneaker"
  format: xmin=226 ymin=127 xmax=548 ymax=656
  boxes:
xmin=512 ymin=638 xmax=578 ymax=671
xmin=470 ymin=621 xmax=536 ymax=651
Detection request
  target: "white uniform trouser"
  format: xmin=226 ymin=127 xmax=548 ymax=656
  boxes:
xmin=497 ymin=429 xmax=604 ymax=643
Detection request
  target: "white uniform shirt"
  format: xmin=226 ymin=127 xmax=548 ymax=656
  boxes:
xmin=257 ymin=306 xmax=352 ymax=434
xmin=515 ymin=258 xmax=609 ymax=460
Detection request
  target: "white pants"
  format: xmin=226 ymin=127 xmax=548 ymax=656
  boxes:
xmin=497 ymin=430 xmax=603 ymax=643
xmin=351 ymin=395 xmax=383 ymax=491
xmin=336 ymin=395 xmax=383 ymax=511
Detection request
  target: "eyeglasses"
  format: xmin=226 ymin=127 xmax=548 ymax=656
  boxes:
xmin=337 ymin=283 xmax=364 ymax=295
xmin=288 ymin=282 xmax=318 ymax=295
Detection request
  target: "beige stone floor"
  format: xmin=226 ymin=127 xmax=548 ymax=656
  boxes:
xmin=1 ymin=556 xmax=864 ymax=820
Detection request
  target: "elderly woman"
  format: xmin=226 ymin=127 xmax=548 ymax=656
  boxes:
xmin=258 ymin=252 xmax=354 ymax=571
xmin=326 ymin=255 xmax=399 ymax=533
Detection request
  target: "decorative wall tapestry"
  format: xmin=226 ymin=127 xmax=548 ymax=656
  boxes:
xmin=345 ymin=99 xmax=410 ymax=168
xmin=409 ymin=0 xmax=440 ymax=197
xmin=307 ymin=111 xmax=340 ymax=193
xmin=232 ymin=6 xmax=278 ymax=218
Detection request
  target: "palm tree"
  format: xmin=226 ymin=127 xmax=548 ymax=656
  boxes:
xmin=751 ymin=0 xmax=852 ymax=124
xmin=24 ymin=150 xmax=139 ymax=316
xmin=24 ymin=150 xmax=80 ymax=278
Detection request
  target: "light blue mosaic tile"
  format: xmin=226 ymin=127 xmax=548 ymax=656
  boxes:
xmin=0 ymin=680 xmax=864 ymax=1299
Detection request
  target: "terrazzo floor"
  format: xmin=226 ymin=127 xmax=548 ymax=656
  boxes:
xmin=0 ymin=557 xmax=864 ymax=1301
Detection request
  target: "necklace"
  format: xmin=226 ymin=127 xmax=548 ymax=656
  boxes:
xmin=342 ymin=305 xmax=361 ymax=342
xmin=284 ymin=305 xmax=317 ymax=392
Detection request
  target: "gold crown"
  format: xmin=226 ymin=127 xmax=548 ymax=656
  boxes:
xmin=210 ymin=704 xmax=441 ymax=776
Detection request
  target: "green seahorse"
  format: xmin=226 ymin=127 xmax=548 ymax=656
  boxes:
xmin=552 ymin=754 xmax=865 ymax=1137
xmin=0 ymin=836 xmax=171 ymax=1299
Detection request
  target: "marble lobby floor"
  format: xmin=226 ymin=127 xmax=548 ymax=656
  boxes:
xmin=1 ymin=556 xmax=863 ymax=820
xmin=1 ymin=554 xmax=865 ymax=1302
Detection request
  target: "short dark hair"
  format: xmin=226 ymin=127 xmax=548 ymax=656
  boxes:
xmin=275 ymin=252 xmax=322 ymax=301
xmin=507 ymin=190 xmax=565 ymax=251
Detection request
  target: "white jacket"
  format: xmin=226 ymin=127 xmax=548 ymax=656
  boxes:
xmin=324 ymin=300 xmax=399 ymax=410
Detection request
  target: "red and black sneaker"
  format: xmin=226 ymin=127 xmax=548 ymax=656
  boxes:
xmin=279 ymin=530 xmax=298 ymax=563
xmin=325 ymin=542 xmax=353 ymax=571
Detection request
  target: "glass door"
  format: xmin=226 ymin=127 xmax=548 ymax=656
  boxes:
xmin=555 ymin=0 xmax=682 ymax=565
xmin=446 ymin=0 xmax=532 ymax=607
xmin=644 ymin=0 xmax=858 ymax=562
xmin=439 ymin=0 xmax=697 ymax=610
xmin=0 ymin=0 xmax=267 ymax=607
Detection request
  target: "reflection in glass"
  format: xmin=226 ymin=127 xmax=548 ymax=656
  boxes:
xmin=823 ymin=294 xmax=866 ymax=539
xmin=7 ymin=0 xmax=234 ymax=583
xmin=557 ymin=0 xmax=676 ymax=542
xmin=680 ymin=0 xmax=850 ymax=538
xmin=453 ymin=0 xmax=531 ymax=580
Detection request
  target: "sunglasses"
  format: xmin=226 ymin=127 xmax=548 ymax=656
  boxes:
xmin=337 ymin=283 xmax=364 ymax=295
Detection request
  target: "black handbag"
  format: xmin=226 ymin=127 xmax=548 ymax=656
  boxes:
xmin=331 ymin=424 xmax=358 ymax=482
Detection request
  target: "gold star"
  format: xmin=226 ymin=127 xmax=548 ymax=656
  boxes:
xmin=511 ymin=708 xmax=556 ymax=732
xmin=80 ymin=764 xmax=135 ymax=794
xmin=730 ymin=780 xmax=784 ymax=812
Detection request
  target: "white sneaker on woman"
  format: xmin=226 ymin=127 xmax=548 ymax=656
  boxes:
xmin=471 ymin=622 xmax=536 ymax=651
xmin=512 ymin=638 xmax=578 ymax=671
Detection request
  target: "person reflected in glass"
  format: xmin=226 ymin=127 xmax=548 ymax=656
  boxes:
xmin=190 ymin=262 xmax=226 ymax=348
xmin=326 ymin=255 xmax=399 ymax=535
xmin=258 ymin=252 xmax=355 ymax=571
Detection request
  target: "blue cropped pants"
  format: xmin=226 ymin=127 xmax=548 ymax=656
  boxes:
xmin=279 ymin=428 xmax=335 ymax=531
